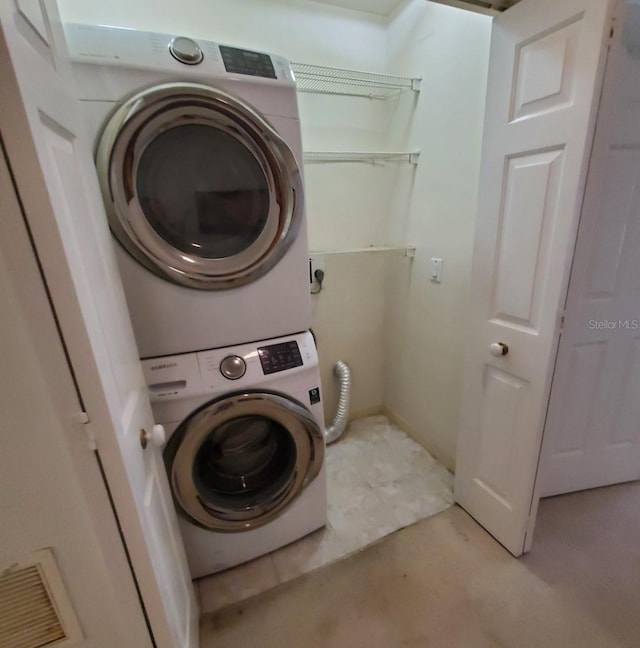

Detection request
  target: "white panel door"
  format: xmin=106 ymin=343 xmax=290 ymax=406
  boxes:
xmin=540 ymin=0 xmax=640 ymax=497
xmin=0 ymin=3 xmax=198 ymax=647
xmin=454 ymin=0 xmax=613 ymax=556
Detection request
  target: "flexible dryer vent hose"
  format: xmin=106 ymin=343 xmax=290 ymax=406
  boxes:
xmin=324 ymin=360 xmax=352 ymax=445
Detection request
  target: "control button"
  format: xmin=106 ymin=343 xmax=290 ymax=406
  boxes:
xmin=169 ymin=37 xmax=204 ymax=65
xmin=220 ymin=355 xmax=246 ymax=380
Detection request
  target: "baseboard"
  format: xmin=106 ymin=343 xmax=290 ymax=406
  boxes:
xmin=349 ymin=405 xmax=383 ymax=421
xmin=382 ymin=406 xmax=456 ymax=473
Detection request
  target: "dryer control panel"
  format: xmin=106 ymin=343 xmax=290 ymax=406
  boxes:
xmin=220 ymin=46 xmax=276 ymax=79
xmin=63 ymin=23 xmax=296 ymax=88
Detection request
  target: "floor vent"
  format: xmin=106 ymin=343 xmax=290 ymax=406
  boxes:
xmin=0 ymin=550 xmax=83 ymax=648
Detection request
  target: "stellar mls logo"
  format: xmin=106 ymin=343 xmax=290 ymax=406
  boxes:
xmin=588 ymin=319 xmax=639 ymax=330
xmin=149 ymin=362 xmax=178 ymax=371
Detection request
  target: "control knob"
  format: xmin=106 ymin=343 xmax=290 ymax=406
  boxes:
xmin=220 ymin=355 xmax=247 ymax=380
xmin=169 ymin=36 xmax=203 ymax=65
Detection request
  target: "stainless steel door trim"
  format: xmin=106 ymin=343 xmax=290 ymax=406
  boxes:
xmin=117 ymin=108 xmax=280 ymax=275
xmin=95 ymin=82 xmax=304 ymax=290
xmin=164 ymin=391 xmax=324 ymax=532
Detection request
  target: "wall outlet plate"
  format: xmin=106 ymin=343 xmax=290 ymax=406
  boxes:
xmin=430 ymin=257 xmax=443 ymax=283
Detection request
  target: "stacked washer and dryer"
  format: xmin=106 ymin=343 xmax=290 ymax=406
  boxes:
xmin=65 ymin=24 xmax=327 ymax=577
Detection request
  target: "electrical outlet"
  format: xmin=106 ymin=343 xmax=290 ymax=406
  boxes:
xmin=430 ymin=257 xmax=443 ymax=283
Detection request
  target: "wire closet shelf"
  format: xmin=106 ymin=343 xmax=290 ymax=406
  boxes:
xmin=291 ymin=62 xmax=421 ymax=99
xmin=303 ymin=150 xmax=420 ymax=165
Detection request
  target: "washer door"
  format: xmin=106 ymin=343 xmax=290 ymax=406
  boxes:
xmin=164 ymin=391 xmax=324 ymax=532
xmin=96 ymin=82 xmax=303 ymax=290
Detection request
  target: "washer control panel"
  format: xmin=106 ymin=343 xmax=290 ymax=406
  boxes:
xmin=257 ymin=341 xmax=303 ymax=375
xmin=142 ymin=332 xmax=315 ymax=402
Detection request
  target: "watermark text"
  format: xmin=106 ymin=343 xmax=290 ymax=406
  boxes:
xmin=588 ymin=319 xmax=639 ymax=330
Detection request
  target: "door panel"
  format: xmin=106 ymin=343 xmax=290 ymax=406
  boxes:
xmin=615 ymin=339 xmax=640 ymax=445
xmin=540 ymin=0 xmax=640 ymax=497
xmin=493 ymin=148 xmax=564 ymax=328
xmin=476 ymin=367 xmax=528 ymax=506
xmin=0 ymin=3 xmax=198 ymax=646
xmin=143 ymin=459 xmax=194 ymax=648
xmin=15 ymin=0 xmax=48 ymax=42
xmin=511 ymin=17 xmax=581 ymax=121
xmin=554 ymin=342 xmax=606 ymax=453
xmin=585 ymin=150 xmax=640 ymax=295
xmin=454 ymin=0 xmax=613 ymax=556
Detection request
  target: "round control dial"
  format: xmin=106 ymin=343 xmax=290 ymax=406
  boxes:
xmin=169 ymin=37 xmax=203 ymax=65
xmin=220 ymin=355 xmax=247 ymax=380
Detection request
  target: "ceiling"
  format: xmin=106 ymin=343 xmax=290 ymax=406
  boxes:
xmin=310 ymin=0 xmax=521 ymax=18
xmin=310 ymin=0 xmax=405 ymax=16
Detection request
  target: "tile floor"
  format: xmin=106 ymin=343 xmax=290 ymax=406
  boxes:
xmin=198 ymin=415 xmax=453 ymax=613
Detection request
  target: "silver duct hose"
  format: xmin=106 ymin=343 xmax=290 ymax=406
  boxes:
xmin=324 ymin=360 xmax=352 ymax=445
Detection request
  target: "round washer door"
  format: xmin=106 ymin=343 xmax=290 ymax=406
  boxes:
xmin=163 ymin=391 xmax=324 ymax=532
xmin=96 ymin=82 xmax=304 ymax=290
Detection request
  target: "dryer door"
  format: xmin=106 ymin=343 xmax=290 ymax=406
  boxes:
xmin=164 ymin=391 xmax=324 ymax=532
xmin=96 ymin=82 xmax=303 ymax=290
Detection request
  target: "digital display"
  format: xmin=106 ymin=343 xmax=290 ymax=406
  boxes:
xmin=257 ymin=341 xmax=303 ymax=375
xmin=220 ymin=45 xmax=276 ymax=79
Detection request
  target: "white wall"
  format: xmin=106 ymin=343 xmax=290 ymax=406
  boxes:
xmin=311 ymin=250 xmax=388 ymax=419
xmin=383 ymin=1 xmax=491 ymax=468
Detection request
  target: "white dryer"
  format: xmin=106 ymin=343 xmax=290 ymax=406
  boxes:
xmin=64 ymin=24 xmax=311 ymax=358
xmin=142 ymin=331 xmax=327 ymax=577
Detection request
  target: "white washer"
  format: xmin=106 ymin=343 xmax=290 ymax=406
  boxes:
xmin=142 ymin=331 xmax=327 ymax=577
xmin=65 ymin=24 xmax=311 ymax=358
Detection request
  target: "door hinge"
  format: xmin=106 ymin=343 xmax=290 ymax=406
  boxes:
xmin=608 ymin=16 xmax=616 ymax=47
xmin=71 ymin=411 xmax=97 ymax=451
xmin=559 ymin=310 xmax=567 ymax=330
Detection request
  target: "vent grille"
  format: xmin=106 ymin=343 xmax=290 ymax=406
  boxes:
xmin=0 ymin=565 xmax=65 ymax=648
xmin=0 ymin=550 xmax=82 ymax=648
